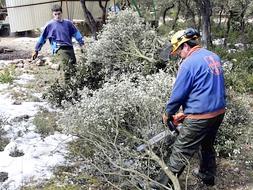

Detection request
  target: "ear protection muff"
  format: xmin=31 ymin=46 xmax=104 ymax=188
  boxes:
xmin=184 ymin=28 xmax=200 ymax=39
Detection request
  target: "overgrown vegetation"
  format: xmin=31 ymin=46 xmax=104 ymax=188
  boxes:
xmin=216 ymin=93 xmax=251 ymax=157
xmin=213 ymin=47 xmax=253 ymax=93
xmin=33 ymin=109 xmax=59 ymax=137
xmin=60 ymin=72 xmax=175 ymax=188
xmin=0 ymin=65 xmax=15 ymax=83
xmin=46 ymin=9 xmax=167 ymax=106
xmin=45 ymin=9 xmax=253 ymax=189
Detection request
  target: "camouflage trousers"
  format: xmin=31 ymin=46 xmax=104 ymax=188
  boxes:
xmin=54 ymin=46 xmax=77 ymax=84
xmin=168 ymin=113 xmax=225 ymax=178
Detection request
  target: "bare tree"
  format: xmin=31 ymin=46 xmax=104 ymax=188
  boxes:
xmin=172 ymin=1 xmax=181 ymax=30
xmin=80 ymin=0 xmax=98 ymax=39
xmin=98 ymin=0 xmax=109 ymax=24
xmin=182 ymin=0 xmax=197 ymax=28
xmin=162 ymin=4 xmax=174 ymax=25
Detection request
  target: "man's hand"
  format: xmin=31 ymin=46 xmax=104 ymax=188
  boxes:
xmin=173 ymin=113 xmax=186 ymax=125
xmin=32 ymin=51 xmax=38 ymax=60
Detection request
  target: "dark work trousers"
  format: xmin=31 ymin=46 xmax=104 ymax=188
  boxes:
xmin=168 ymin=113 xmax=225 ymax=177
xmin=55 ymin=46 xmax=77 ymax=84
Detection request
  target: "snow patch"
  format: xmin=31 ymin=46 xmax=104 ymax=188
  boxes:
xmin=14 ymin=74 xmax=35 ymax=85
xmin=0 ymin=93 xmax=47 ymax=120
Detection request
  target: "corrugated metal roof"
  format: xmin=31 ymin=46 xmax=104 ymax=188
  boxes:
xmin=6 ymin=0 xmax=113 ymax=32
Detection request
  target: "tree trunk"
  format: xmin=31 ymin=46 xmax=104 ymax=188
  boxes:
xmin=98 ymin=0 xmax=108 ymax=24
xmin=121 ymin=0 xmax=131 ymax=10
xmin=217 ymin=5 xmax=224 ymax=29
xmin=162 ymin=4 xmax=174 ymax=24
xmin=224 ymin=10 xmax=232 ymax=47
xmin=172 ymin=1 xmax=181 ymax=30
xmin=199 ymin=0 xmax=212 ymax=48
xmin=239 ymin=7 xmax=247 ymax=33
xmin=80 ymin=0 xmax=98 ymax=40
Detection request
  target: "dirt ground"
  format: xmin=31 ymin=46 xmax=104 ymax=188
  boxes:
xmin=0 ymin=36 xmax=51 ymax=60
xmin=1 ymin=35 xmax=253 ymax=190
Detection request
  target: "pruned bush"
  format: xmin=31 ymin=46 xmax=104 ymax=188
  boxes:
xmin=59 ymin=68 xmax=252 ymax=188
xmin=50 ymin=7 xmax=252 ymax=189
xmin=59 ymin=71 xmax=175 ymax=188
xmin=85 ymin=9 xmax=165 ymax=80
xmin=46 ymin=9 xmax=170 ymax=106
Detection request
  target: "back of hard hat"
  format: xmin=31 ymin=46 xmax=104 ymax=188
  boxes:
xmin=170 ymin=28 xmax=200 ymax=54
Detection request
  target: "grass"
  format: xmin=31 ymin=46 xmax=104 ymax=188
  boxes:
xmin=21 ymin=165 xmax=101 ymax=190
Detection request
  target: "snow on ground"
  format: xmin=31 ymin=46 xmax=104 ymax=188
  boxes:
xmin=0 ymin=73 xmax=73 ymax=189
xmin=0 ymin=92 xmax=46 ymax=120
xmin=14 ymin=73 xmax=35 ymax=85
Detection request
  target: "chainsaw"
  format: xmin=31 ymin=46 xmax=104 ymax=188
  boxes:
xmin=136 ymin=113 xmax=186 ymax=152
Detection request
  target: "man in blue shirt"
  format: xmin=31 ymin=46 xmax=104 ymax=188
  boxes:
xmin=154 ymin=28 xmax=226 ymax=189
xmin=32 ymin=4 xmax=84 ymax=83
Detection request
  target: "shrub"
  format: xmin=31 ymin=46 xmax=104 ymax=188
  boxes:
xmin=212 ymin=47 xmax=253 ymax=93
xmin=84 ymin=9 xmax=166 ymax=83
xmin=33 ymin=109 xmax=59 ymax=137
xmin=216 ymin=92 xmax=251 ymax=157
xmin=59 ymin=71 xmax=175 ymax=188
xmin=59 ymin=71 xmax=252 ymax=187
xmin=0 ymin=65 xmax=15 ymax=83
xmin=46 ymin=9 xmax=169 ymax=106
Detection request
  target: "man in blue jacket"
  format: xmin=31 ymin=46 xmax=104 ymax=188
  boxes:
xmin=32 ymin=4 xmax=84 ymax=83
xmin=155 ymin=28 xmax=226 ymax=189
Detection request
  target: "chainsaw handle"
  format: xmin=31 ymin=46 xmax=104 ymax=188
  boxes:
xmin=167 ymin=120 xmax=177 ymax=131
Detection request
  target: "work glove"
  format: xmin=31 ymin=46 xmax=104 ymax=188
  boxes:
xmin=32 ymin=51 xmax=38 ymax=60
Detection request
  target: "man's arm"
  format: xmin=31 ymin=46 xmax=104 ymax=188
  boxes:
xmin=74 ymin=30 xmax=84 ymax=46
xmin=165 ymin=66 xmax=193 ymax=115
xmin=70 ymin=22 xmax=84 ymax=46
xmin=32 ymin=26 xmax=48 ymax=60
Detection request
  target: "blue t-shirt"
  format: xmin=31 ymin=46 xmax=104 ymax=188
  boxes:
xmin=35 ymin=19 xmax=84 ymax=54
xmin=166 ymin=48 xmax=226 ymax=115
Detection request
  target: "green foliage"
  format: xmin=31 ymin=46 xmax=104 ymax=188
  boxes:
xmin=22 ymin=165 xmax=102 ymax=190
xmin=212 ymin=47 xmax=253 ymax=93
xmin=33 ymin=109 xmax=59 ymax=137
xmin=22 ymin=182 xmax=81 ymax=190
xmin=216 ymin=93 xmax=251 ymax=157
xmin=86 ymin=9 xmax=165 ymax=81
xmin=226 ymin=51 xmax=253 ymax=93
xmin=44 ymin=79 xmax=80 ymax=107
xmin=68 ymin=139 xmax=95 ymax=159
xmin=0 ymin=65 xmax=15 ymax=83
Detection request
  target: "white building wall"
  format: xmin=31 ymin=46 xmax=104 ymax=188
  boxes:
xmin=6 ymin=0 xmax=113 ymax=32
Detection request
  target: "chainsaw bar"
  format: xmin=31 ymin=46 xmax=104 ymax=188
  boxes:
xmin=136 ymin=129 xmax=177 ymax=152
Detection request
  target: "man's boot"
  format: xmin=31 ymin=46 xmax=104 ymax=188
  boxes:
xmin=192 ymin=168 xmax=215 ymax=186
xmin=149 ymin=174 xmax=173 ymax=190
